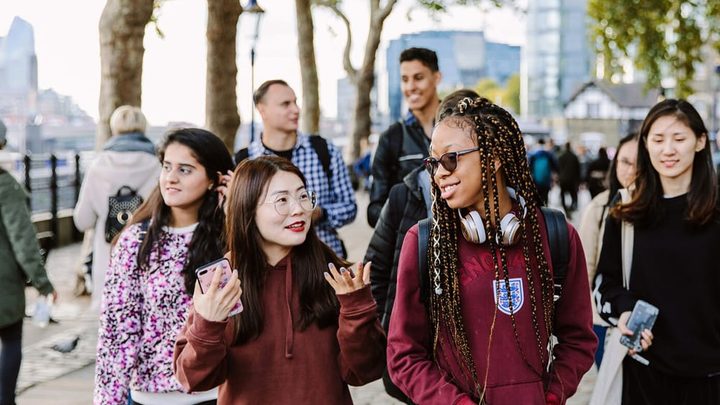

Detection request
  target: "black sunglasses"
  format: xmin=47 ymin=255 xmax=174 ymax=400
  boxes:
xmin=424 ymin=147 xmax=480 ymax=176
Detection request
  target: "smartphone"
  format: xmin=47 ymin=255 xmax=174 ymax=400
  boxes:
xmin=195 ymin=258 xmax=243 ymax=316
xmin=619 ymin=300 xmax=659 ymax=352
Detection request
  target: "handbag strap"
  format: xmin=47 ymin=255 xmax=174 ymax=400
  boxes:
xmin=618 ymin=188 xmax=633 ymax=288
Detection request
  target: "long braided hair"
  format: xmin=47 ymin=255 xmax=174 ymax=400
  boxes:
xmin=427 ymin=97 xmax=556 ymax=398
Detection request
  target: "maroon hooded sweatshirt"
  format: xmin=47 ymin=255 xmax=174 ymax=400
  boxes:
xmin=387 ymin=210 xmax=596 ymax=405
xmin=173 ymin=256 xmax=386 ymax=404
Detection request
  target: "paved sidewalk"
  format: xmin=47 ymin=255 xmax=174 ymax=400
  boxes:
xmin=17 ymin=188 xmax=595 ymax=404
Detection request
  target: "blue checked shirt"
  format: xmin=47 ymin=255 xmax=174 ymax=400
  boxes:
xmin=246 ymin=133 xmax=357 ymax=257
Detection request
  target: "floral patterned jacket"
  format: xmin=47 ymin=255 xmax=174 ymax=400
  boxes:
xmin=94 ymin=222 xmax=197 ymax=405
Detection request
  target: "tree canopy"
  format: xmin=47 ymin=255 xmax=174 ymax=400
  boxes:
xmin=474 ymin=74 xmax=520 ymax=114
xmin=589 ymin=0 xmax=720 ymax=97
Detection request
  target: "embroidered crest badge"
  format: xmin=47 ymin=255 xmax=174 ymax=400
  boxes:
xmin=492 ymin=277 xmax=524 ymax=315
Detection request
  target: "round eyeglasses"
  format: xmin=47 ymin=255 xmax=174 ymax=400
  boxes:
xmin=424 ymin=147 xmax=480 ymax=176
xmin=263 ymin=190 xmax=317 ymax=216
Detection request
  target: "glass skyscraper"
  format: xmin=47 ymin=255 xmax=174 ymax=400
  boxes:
xmin=523 ymin=0 xmax=592 ymax=119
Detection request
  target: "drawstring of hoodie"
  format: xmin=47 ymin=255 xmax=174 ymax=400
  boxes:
xmin=284 ymin=258 xmax=295 ymax=359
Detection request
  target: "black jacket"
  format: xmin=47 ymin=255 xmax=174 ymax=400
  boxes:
xmin=558 ymin=149 xmax=581 ymax=188
xmin=367 ymin=118 xmax=430 ymax=227
xmin=364 ymin=166 xmax=430 ymax=329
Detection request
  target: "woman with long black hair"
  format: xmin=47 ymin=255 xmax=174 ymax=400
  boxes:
xmin=595 ymin=99 xmax=720 ymax=404
xmin=95 ymin=128 xmax=234 ymax=404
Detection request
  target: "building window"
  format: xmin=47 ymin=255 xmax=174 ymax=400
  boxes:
xmin=587 ymin=102 xmax=600 ymax=118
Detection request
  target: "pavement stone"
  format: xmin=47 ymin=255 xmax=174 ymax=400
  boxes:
xmin=17 ymin=188 xmax=596 ymax=404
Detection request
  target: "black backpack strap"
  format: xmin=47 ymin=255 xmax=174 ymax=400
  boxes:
xmin=541 ymin=207 xmax=569 ymax=302
xmin=234 ymin=147 xmax=250 ymax=167
xmin=418 ymin=218 xmax=431 ymax=304
xmin=309 ymin=135 xmax=332 ymax=183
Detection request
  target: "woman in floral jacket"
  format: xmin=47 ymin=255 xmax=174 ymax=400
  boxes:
xmin=94 ymin=128 xmax=233 ymax=405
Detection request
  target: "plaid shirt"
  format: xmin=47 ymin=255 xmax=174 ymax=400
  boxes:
xmin=247 ymin=133 xmax=357 ymax=257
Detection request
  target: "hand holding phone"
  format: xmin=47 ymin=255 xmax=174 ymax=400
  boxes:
xmin=193 ymin=258 xmax=243 ymax=321
xmin=619 ymin=300 xmax=658 ymax=354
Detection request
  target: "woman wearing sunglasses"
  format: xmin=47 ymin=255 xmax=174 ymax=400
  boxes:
xmin=173 ymin=156 xmax=385 ymax=404
xmin=386 ymin=97 xmax=596 ymax=405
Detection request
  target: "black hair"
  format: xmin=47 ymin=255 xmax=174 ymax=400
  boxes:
xmin=225 ymin=156 xmax=351 ymax=343
xmin=400 ymin=47 xmax=439 ymax=72
xmin=128 ymin=128 xmax=235 ymax=294
xmin=437 ymin=89 xmax=480 ymax=122
xmin=605 ymin=132 xmax=638 ymax=206
xmin=613 ymin=99 xmax=718 ymax=226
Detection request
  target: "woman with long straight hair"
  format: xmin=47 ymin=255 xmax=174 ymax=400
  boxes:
xmin=173 ymin=156 xmax=385 ymax=404
xmin=595 ymin=99 xmax=720 ymax=404
xmin=386 ymin=97 xmax=596 ymax=404
xmin=95 ymin=128 xmax=234 ymax=405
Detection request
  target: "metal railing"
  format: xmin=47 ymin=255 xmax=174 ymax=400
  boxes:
xmin=3 ymin=151 xmax=95 ymax=247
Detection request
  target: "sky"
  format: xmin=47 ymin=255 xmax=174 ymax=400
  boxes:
xmin=0 ymin=0 xmax=525 ymax=127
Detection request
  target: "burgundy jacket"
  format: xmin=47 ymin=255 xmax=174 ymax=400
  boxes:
xmin=387 ymin=211 xmax=596 ymax=405
xmin=173 ymin=257 xmax=385 ymax=404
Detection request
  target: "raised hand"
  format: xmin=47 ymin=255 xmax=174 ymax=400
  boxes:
xmin=215 ymin=170 xmax=234 ymax=209
xmin=324 ymin=261 xmax=371 ymax=295
xmin=192 ymin=264 xmax=242 ymax=322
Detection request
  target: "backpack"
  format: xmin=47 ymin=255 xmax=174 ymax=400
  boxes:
xmin=417 ymin=207 xmax=569 ymax=304
xmin=531 ymin=152 xmax=553 ymax=187
xmin=234 ymin=135 xmax=332 ymax=183
xmin=105 ymin=186 xmax=144 ymax=243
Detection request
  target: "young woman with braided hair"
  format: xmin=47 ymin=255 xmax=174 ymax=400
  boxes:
xmin=386 ymin=97 xmax=596 ymax=405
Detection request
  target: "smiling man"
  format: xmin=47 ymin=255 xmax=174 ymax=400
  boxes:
xmin=235 ymin=80 xmax=357 ymax=258
xmin=367 ymin=47 xmax=442 ymax=227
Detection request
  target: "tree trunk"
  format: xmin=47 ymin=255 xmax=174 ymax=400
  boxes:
xmin=98 ymin=0 xmax=154 ymax=149
xmin=351 ymin=66 xmax=374 ymax=160
xmin=348 ymin=1 xmax=395 ymax=159
xmin=296 ymin=0 xmax=320 ymax=135
xmin=206 ymin=0 xmax=242 ymax=152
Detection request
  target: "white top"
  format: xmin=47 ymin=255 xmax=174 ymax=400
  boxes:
xmin=131 ymin=388 xmax=218 ymax=405
xmin=73 ymin=150 xmax=159 ymax=310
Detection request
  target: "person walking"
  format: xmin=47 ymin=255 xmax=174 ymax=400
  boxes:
xmin=387 ymin=97 xmax=596 ymax=404
xmin=73 ymin=105 xmax=159 ymax=309
xmin=528 ymin=138 xmax=558 ymax=205
xmin=586 ymin=147 xmax=611 ymax=198
xmin=557 ymin=142 xmax=581 ymax=217
xmin=235 ymin=80 xmax=356 ymax=258
xmin=579 ymin=132 xmax=638 ymax=367
xmin=174 ymin=156 xmax=385 ymax=404
xmin=0 ymin=121 xmax=56 ymax=405
xmin=595 ymin=99 xmax=720 ymax=404
xmin=367 ymin=47 xmax=442 ymax=226
xmin=94 ymin=128 xmax=233 ymax=405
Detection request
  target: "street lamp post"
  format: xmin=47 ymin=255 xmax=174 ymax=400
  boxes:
xmin=244 ymin=0 xmax=265 ymax=145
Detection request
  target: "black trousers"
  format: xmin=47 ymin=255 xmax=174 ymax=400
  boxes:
xmin=0 ymin=320 xmax=23 ymax=405
xmin=559 ymin=184 xmax=578 ymax=214
xmin=536 ymin=184 xmax=550 ymax=205
xmin=622 ymin=359 xmax=720 ymax=404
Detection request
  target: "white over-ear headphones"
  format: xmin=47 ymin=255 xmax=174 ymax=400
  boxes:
xmin=458 ymin=187 xmax=527 ymax=245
